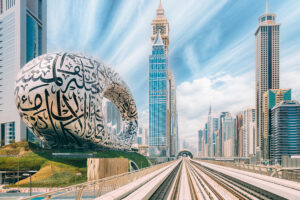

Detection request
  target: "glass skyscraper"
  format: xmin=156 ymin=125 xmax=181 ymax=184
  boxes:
xmin=263 ymin=89 xmax=291 ymax=160
xmin=270 ymin=101 xmax=300 ymax=165
xmin=149 ymin=31 xmax=168 ymax=157
xmin=0 ymin=0 xmax=47 ymax=146
xmin=223 ymin=113 xmax=234 ymax=157
xmin=217 ymin=112 xmax=228 ymax=157
xmin=149 ymin=2 xmax=177 ymax=158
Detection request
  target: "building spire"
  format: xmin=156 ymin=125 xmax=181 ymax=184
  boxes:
xmin=209 ymin=104 xmax=212 ymax=114
xmin=266 ymin=0 xmax=269 ymax=14
xmin=156 ymin=0 xmax=164 ymax=17
xmin=158 ymin=0 xmax=162 ymax=9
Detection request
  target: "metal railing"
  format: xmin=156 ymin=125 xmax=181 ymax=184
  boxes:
xmin=21 ymin=160 xmax=176 ymax=200
xmin=198 ymin=160 xmax=300 ymax=182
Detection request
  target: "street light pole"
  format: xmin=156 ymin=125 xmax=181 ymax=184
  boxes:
xmin=29 ymin=175 xmax=31 ymax=196
xmin=23 ymin=173 xmax=32 ymax=196
xmin=17 ymin=155 xmax=20 ymax=189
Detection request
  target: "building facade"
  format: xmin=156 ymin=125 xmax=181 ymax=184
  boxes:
xmin=168 ymin=71 xmax=178 ymax=157
xmin=217 ymin=112 xmax=228 ymax=157
xmin=243 ymin=108 xmax=256 ymax=157
xmin=255 ymin=4 xmax=280 ymax=159
xmin=206 ymin=106 xmax=212 ymax=157
xmin=212 ymin=117 xmax=219 ymax=157
xmin=263 ymin=89 xmax=291 ymax=160
xmin=149 ymin=2 xmax=177 ymax=158
xmin=197 ymin=129 xmax=203 ymax=157
xmin=222 ymin=113 xmax=234 ymax=157
xmin=270 ymin=101 xmax=300 ymax=165
xmin=149 ymin=31 xmax=168 ymax=157
xmin=235 ymin=113 xmax=244 ymax=157
xmin=0 ymin=0 xmax=47 ymax=145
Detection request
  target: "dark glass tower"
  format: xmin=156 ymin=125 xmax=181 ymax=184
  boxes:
xmin=270 ymin=101 xmax=300 ymax=165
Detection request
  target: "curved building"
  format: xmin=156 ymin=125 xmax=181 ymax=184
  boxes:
xmin=14 ymin=52 xmax=138 ymax=149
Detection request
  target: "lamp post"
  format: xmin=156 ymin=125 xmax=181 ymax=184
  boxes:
xmin=23 ymin=173 xmax=31 ymax=196
xmin=17 ymin=155 xmax=20 ymax=189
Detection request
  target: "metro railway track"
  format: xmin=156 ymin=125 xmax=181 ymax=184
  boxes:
xmin=190 ymin=159 xmax=287 ymax=200
xmin=23 ymin=157 xmax=300 ymax=200
xmin=190 ymin=160 xmax=254 ymax=200
xmin=155 ymin=158 xmax=286 ymax=200
xmin=99 ymin=157 xmax=298 ymax=199
xmin=149 ymin=161 xmax=181 ymax=200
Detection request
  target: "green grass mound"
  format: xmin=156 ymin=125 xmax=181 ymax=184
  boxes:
xmin=0 ymin=141 xmax=150 ymax=187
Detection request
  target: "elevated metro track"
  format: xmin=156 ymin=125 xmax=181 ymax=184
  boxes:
xmin=23 ymin=158 xmax=300 ymax=200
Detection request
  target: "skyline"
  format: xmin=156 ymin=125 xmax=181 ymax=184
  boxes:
xmin=47 ymin=0 xmax=300 ymax=149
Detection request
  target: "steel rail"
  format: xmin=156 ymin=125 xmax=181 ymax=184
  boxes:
xmin=149 ymin=161 xmax=181 ymax=200
xmin=186 ymin=159 xmax=212 ymax=200
xmin=185 ymin=158 xmax=210 ymax=200
xmin=165 ymin=161 xmax=182 ymax=200
xmin=184 ymin=158 xmax=198 ymax=200
xmin=191 ymin=159 xmax=284 ymax=200
xmin=204 ymin=166 xmax=267 ymax=200
xmin=190 ymin=162 xmax=226 ymax=200
xmin=191 ymin=160 xmax=248 ymax=200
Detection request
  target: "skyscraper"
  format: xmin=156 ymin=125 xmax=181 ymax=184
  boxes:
xmin=263 ymin=89 xmax=291 ymax=159
xmin=197 ymin=129 xmax=204 ymax=157
xmin=270 ymin=101 xmax=300 ymax=165
xmin=168 ymin=71 xmax=178 ymax=157
xmin=0 ymin=0 xmax=47 ymax=145
xmin=149 ymin=30 xmax=168 ymax=157
xmin=235 ymin=112 xmax=244 ymax=157
xmin=217 ymin=112 xmax=228 ymax=157
xmin=242 ymin=108 xmax=256 ymax=157
xmin=206 ymin=105 xmax=213 ymax=157
xmin=255 ymin=2 xmax=280 ymax=156
xmin=222 ymin=113 xmax=234 ymax=157
xmin=212 ymin=117 xmax=219 ymax=157
xmin=149 ymin=2 xmax=177 ymax=158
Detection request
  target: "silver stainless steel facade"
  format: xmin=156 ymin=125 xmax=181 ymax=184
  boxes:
xmin=15 ymin=52 xmax=138 ymax=149
xmin=255 ymin=8 xmax=280 ymax=159
xmin=0 ymin=0 xmax=47 ymax=145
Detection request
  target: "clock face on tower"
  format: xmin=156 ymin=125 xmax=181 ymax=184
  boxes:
xmin=155 ymin=25 xmax=166 ymax=34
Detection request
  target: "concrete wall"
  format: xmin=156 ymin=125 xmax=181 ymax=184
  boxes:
xmin=87 ymin=158 xmax=128 ymax=181
xmin=282 ymin=156 xmax=300 ymax=168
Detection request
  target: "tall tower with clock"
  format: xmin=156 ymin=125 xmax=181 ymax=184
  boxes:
xmin=149 ymin=1 xmax=178 ymax=159
xmin=151 ymin=1 xmax=169 ymax=55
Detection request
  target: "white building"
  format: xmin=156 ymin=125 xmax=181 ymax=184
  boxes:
xmin=0 ymin=0 xmax=47 ymax=145
xmin=243 ymin=108 xmax=256 ymax=157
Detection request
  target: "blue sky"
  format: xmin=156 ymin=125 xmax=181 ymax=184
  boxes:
xmin=47 ymin=0 xmax=300 ymax=149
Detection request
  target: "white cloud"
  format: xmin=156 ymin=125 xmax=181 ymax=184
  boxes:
xmin=177 ymin=72 xmax=254 ymax=147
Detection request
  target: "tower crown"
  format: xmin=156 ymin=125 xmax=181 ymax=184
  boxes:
xmin=156 ymin=0 xmax=166 ymax=19
xmin=258 ymin=0 xmax=276 ymax=25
